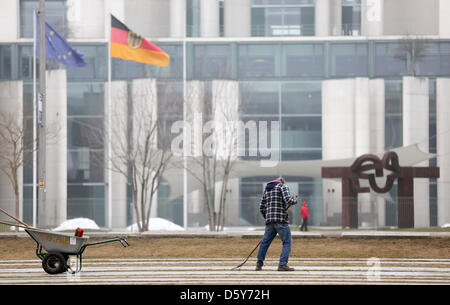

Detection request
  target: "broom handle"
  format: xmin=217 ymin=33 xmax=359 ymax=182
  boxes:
xmin=0 ymin=220 xmax=31 ymax=229
xmin=0 ymin=207 xmax=30 ymax=227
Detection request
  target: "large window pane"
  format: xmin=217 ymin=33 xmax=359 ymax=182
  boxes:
xmin=238 ymin=44 xmax=277 ymax=78
xmin=416 ymin=42 xmax=440 ymax=76
xmin=331 ymin=43 xmax=368 ymax=77
xmin=385 ymin=80 xmax=402 ymax=150
xmin=342 ymin=0 xmax=361 ymax=36
xmin=67 ymin=83 xmax=104 ymax=116
xmin=283 ymin=44 xmax=324 ymax=77
xmin=375 ymin=42 xmax=407 ymax=77
xmin=0 ymin=46 xmax=12 ymax=80
xmin=67 ymin=185 xmax=105 ymax=227
xmin=68 ymin=149 xmax=104 ymax=183
xmin=67 ymin=45 xmax=107 ymax=80
xmin=281 ymin=117 xmax=321 ymax=149
xmin=20 ymin=0 xmax=68 ymax=38
xmin=194 ymin=44 xmax=231 ymax=79
xmin=281 ymin=82 xmax=321 ymax=114
xmin=68 ymin=117 xmax=103 ymax=149
xmin=240 ymin=82 xmax=279 ymax=114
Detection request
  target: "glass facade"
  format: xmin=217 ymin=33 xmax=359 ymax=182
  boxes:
xmin=2 ymin=0 xmax=447 ymax=227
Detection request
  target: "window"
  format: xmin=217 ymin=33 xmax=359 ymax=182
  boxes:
xmin=251 ymin=0 xmax=314 ymax=37
xmin=330 ymin=43 xmax=368 ymax=77
xmin=385 ymin=80 xmax=402 ymax=150
xmin=238 ymin=44 xmax=277 ymax=78
xmin=0 ymin=45 xmax=12 ymax=80
xmin=240 ymin=82 xmax=279 ymax=115
xmin=375 ymin=42 xmax=407 ymax=77
xmin=194 ymin=44 xmax=231 ymax=79
xmin=283 ymin=44 xmax=324 ymax=77
xmin=342 ymin=0 xmax=361 ymax=36
xmin=20 ymin=0 xmax=68 ymax=38
xmin=281 ymin=82 xmax=321 ymax=115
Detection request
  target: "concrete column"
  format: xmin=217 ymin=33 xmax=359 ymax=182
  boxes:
xmin=436 ymin=78 xmax=450 ymax=227
xmin=361 ymin=0 xmax=384 ymax=36
xmin=106 ymin=80 xmax=128 ymax=229
xmin=131 ymin=79 xmax=158 ymax=222
xmin=330 ymin=0 xmax=343 ymax=36
xmin=212 ymin=80 xmax=239 ymax=224
xmin=439 ymin=0 xmax=450 ymax=38
xmin=403 ymin=76 xmax=429 ymax=228
xmin=224 ymin=0 xmax=251 ymax=37
xmin=369 ymin=79 xmax=386 ymax=227
xmin=315 ymin=0 xmax=331 ymax=36
xmin=103 ymin=0 xmax=125 ymax=40
xmin=67 ymin=0 xmax=104 ymax=39
xmin=200 ymin=0 xmax=219 ymax=37
xmin=46 ymin=70 xmax=67 ymax=227
xmin=0 ymin=81 xmax=23 ymax=223
xmin=322 ymin=79 xmax=355 ymax=224
xmin=170 ymin=0 xmax=186 ymax=38
xmin=186 ymin=81 xmax=205 ymax=216
xmin=0 ymin=0 xmax=18 ymax=41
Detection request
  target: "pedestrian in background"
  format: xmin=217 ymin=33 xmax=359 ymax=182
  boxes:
xmin=300 ymin=201 xmax=309 ymax=232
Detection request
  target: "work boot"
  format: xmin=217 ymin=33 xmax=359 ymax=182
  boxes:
xmin=255 ymin=264 xmax=262 ymax=271
xmin=278 ymin=264 xmax=295 ymax=271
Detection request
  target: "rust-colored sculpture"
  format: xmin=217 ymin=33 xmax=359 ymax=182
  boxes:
xmin=322 ymin=151 xmax=439 ymax=228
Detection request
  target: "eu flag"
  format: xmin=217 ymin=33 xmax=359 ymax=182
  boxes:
xmin=36 ymin=13 xmax=86 ymax=67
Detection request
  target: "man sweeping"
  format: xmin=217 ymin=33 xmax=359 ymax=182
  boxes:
xmin=256 ymin=177 xmax=298 ymax=271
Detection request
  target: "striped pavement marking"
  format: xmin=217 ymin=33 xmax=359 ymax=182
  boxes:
xmin=0 ymin=258 xmax=449 ymax=285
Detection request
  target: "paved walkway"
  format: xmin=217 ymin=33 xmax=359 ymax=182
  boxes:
xmin=0 ymin=257 xmax=449 ymax=285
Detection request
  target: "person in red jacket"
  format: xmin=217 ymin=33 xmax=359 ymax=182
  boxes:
xmin=300 ymin=201 xmax=309 ymax=231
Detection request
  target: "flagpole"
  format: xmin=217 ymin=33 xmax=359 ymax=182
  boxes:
xmin=107 ymin=13 xmax=113 ymax=229
xmin=37 ymin=0 xmax=47 ymax=228
xmin=32 ymin=10 xmax=37 ymax=228
xmin=183 ymin=37 xmax=188 ymax=231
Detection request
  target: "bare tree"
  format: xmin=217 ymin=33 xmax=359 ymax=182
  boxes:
xmin=0 ymin=111 xmax=60 ymax=231
xmin=102 ymin=79 xmax=179 ymax=232
xmin=397 ymin=35 xmax=430 ymax=76
xmin=181 ymin=80 xmax=242 ymax=231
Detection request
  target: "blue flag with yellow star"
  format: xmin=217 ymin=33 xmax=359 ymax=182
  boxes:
xmin=36 ymin=13 xmax=86 ymax=67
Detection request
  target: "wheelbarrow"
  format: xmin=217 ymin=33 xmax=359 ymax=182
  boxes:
xmin=0 ymin=207 xmax=130 ymax=274
xmin=25 ymin=228 xmax=129 ymax=274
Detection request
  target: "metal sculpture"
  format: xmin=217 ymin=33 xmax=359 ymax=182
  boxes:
xmin=322 ymin=151 xmax=439 ymax=228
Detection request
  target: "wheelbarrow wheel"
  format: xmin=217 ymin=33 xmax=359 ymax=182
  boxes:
xmin=42 ymin=252 xmax=67 ymax=274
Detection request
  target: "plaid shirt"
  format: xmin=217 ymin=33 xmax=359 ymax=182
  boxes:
xmin=260 ymin=181 xmax=298 ymax=224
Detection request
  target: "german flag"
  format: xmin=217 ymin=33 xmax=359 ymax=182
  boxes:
xmin=110 ymin=14 xmax=170 ymax=66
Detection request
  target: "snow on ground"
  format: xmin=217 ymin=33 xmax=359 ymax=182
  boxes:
xmin=127 ymin=217 xmax=185 ymax=232
xmin=53 ymin=218 xmax=100 ymax=231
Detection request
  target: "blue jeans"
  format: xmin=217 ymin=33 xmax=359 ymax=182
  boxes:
xmin=257 ymin=223 xmax=292 ymax=266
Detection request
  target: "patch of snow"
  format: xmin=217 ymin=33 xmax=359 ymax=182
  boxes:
xmin=441 ymin=223 xmax=450 ymax=228
xmin=127 ymin=217 xmax=185 ymax=232
xmin=53 ymin=218 xmax=100 ymax=231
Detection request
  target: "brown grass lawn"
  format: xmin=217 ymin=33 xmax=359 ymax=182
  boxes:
xmin=1 ymin=236 xmax=449 ymax=260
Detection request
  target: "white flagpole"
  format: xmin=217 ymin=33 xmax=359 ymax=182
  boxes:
xmin=107 ymin=13 xmax=113 ymax=229
xmin=183 ymin=37 xmax=187 ymax=230
xmin=32 ymin=10 xmax=37 ymax=228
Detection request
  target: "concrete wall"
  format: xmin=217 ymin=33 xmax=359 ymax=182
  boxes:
xmin=124 ymin=0 xmax=170 ymax=38
xmin=0 ymin=0 xmax=19 ymax=41
xmin=436 ymin=78 xmax=450 ymax=227
xmin=322 ymin=78 xmax=385 ymax=227
xmin=402 ymin=76 xmax=429 ymax=228
xmin=105 ymin=80 xmax=128 ymax=229
xmin=0 ymin=80 xmax=23 ymax=222
xmin=383 ymin=0 xmax=439 ymax=35
xmin=45 ymin=70 xmax=67 ymax=227
xmin=224 ymin=0 xmax=251 ymax=37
